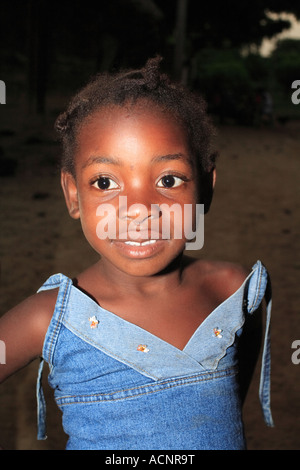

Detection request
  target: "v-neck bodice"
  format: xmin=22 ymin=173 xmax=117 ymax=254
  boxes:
xmin=59 ymin=271 xmax=249 ymax=378
xmin=36 ymin=260 xmax=273 ymax=449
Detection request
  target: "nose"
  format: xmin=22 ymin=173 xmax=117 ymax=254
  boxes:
xmin=117 ymin=196 xmax=161 ymax=224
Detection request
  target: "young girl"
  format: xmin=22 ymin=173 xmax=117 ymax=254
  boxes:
xmin=0 ymin=57 xmax=273 ymax=450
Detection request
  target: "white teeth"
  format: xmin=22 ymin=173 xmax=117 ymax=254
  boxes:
xmin=141 ymin=240 xmax=157 ymax=246
xmin=124 ymin=240 xmax=157 ymax=246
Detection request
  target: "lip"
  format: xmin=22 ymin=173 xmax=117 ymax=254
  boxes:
xmin=112 ymin=238 xmax=167 ymax=259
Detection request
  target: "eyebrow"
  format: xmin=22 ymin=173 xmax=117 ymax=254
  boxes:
xmin=151 ymin=153 xmax=187 ymax=163
xmin=152 ymin=153 xmax=194 ymax=167
xmin=82 ymin=155 xmax=123 ymax=169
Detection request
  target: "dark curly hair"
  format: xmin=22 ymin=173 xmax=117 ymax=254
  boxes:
xmin=55 ymin=57 xmax=217 ymax=178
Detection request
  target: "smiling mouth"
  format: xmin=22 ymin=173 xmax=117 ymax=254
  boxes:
xmin=112 ymin=237 xmax=166 ymax=259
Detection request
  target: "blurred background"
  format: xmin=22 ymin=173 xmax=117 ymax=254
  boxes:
xmin=1 ymin=0 xmax=300 ymax=120
xmin=0 ymin=0 xmax=299 ymax=450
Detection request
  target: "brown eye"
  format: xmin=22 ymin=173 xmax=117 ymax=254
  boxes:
xmin=92 ymin=176 xmax=119 ymax=190
xmin=157 ymin=175 xmax=184 ymax=188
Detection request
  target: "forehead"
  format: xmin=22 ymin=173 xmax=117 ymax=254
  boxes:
xmin=75 ymin=103 xmax=190 ymax=160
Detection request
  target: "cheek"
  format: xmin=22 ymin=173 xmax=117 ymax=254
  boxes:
xmin=95 ymin=203 xmax=119 ymax=240
xmin=157 ymin=203 xmax=195 ymax=241
xmin=76 ymin=196 xmax=103 ymax=245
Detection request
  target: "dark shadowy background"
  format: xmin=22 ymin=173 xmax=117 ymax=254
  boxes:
xmin=0 ymin=0 xmax=299 ymax=450
xmin=1 ymin=0 xmax=300 ymax=117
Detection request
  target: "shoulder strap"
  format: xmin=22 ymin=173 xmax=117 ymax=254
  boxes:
xmin=246 ymin=261 xmax=274 ymax=427
xmin=36 ymin=273 xmax=73 ymax=440
xmin=259 ymin=270 xmax=273 ymax=426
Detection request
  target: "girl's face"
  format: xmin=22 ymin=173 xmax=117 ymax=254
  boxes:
xmin=61 ymin=104 xmax=198 ymax=277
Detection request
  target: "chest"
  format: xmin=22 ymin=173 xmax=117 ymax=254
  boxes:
xmin=100 ymin=288 xmax=222 ymax=351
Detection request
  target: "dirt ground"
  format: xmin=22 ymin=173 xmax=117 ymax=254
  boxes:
xmin=0 ymin=103 xmax=299 ymax=450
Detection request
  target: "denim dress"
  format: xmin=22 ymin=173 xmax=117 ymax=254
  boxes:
xmin=36 ymin=260 xmax=273 ymax=450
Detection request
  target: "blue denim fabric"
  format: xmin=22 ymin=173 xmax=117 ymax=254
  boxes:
xmin=36 ymin=260 xmax=273 ymax=449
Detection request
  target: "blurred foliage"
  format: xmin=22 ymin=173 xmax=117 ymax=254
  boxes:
xmin=191 ymin=49 xmax=257 ymax=124
xmin=270 ymin=39 xmax=300 ymax=91
xmin=1 ymin=0 xmax=299 ymax=73
xmin=156 ymin=0 xmax=299 ymax=50
xmin=0 ymin=0 xmax=299 ymax=119
xmin=193 ymin=49 xmax=252 ymax=93
xmin=191 ymin=38 xmax=300 ymax=124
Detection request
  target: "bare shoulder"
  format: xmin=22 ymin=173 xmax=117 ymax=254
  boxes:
xmin=186 ymin=257 xmax=250 ymax=298
xmin=0 ymin=288 xmax=58 ymax=382
xmin=3 ymin=288 xmax=58 ymax=332
xmin=212 ymin=260 xmax=249 ymax=296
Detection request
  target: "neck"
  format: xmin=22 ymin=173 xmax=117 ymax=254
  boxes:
xmin=96 ymin=254 xmax=186 ymax=297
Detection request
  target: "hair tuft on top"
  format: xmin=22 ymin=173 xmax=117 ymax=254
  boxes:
xmin=140 ymin=56 xmax=170 ymax=90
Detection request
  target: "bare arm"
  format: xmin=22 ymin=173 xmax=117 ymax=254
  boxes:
xmin=0 ymin=289 xmax=57 ymax=384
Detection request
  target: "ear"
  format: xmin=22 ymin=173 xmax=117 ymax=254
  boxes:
xmin=212 ymin=167 xmax=217 ymax=188
xmin=61 ymin=171 xmax=80 ymax=219
xmin=201 ymin=167 xmax=216 ymax=214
